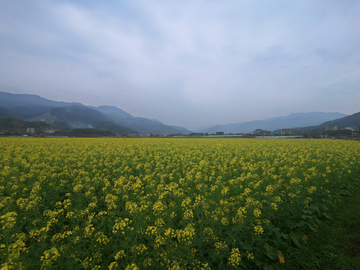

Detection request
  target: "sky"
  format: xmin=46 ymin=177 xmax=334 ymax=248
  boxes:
xmin=0 ymin=0 xmax=359 ymax=130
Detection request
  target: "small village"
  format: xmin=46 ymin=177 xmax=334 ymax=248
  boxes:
xmin=1 ymin=124 xmax=359 ymax=141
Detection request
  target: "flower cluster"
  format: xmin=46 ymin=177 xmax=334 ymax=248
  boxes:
xmin=0 ymin=137 xmax=359 ymax=269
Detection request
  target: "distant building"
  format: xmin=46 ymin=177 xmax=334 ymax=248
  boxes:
xmin=42 ymin=128 xmax=57 ymax=134
xmin=253 ymin=129 xmax=272 ymax=135
xmin=280 ymin=128 xmax=292 ymax=135
xmin=26 ymin=128 xmax=35 ymax=134
xmin=345 ymin=127 xmax=358 ymax=131
xmin=127 ymin=133 xmax=152 ymax=138
xmin=325 ymin=126 xmax=338 ymax=131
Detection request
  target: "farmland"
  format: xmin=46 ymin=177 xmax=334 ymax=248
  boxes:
xmin=1 ymin=138 xmax=359 ymax=269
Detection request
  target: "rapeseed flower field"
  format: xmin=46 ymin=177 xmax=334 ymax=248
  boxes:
xmin=0 ymin=138 xmax=359 ymax=269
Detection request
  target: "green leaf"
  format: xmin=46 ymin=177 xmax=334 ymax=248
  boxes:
xmin=294 ymin=221 xmax=306 ymax=228
xmin=264 ymin=243 xmax=279 ymax=260
xmin=306 ymin=223 xmax=317 ymax=232
xmin=263 ymin=265 xmax=275 ymax=270
xmin=290 ymin=232 xmax=301 ymax=247
xmin=280 ymin=232 xmax=288 ymax=239
xmin=301 ymin=214 xmax=310 ymax=220
xmin=314 ymin=217 xmax=321 ymax=224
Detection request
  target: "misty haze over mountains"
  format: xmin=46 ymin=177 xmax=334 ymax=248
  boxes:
xmin=0 ymin=91 xmax=352 ymax=135
xmin=198 ymin=112 xmax=347 ymax=134
xmin=0 ymin=91 xmax=192 ymax=135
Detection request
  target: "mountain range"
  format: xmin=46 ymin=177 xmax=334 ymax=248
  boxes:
xmin=289 ymin=111 xmax=360 ymax=133
xmin=0 ymin=91 xmax=192 ymax=135
xmin=199 ymin=112 xmax=348 ymax=134
xmin=0 ymin=90 xmax=358 ymax=135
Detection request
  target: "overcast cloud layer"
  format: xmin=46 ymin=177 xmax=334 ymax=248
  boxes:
xmin=0 ymin=0 xmax=359 ymax=129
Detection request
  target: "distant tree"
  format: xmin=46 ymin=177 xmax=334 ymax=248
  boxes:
xmin=310 ymin=129 xmax=321 ymax=138
xmin=216 ymin=131 xmax=224 ymax=135
xmin=189 ymin=133 xmax=204 ymax=136
xmin=68 ymin=128 xmax=115 ymax=136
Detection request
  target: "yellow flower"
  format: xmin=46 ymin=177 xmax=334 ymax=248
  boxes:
xmin=228 ymin=248 xmax=241 ymax=266
xmin=246 ymin=251 xmax=255 ymax=260
xmin=40 ymin=247 xmax=60 ymax=269
xmin=221 ymin=217 xmax=229 ymax=226
xmin=114 ymin=250 xmax=125 ymax=260
xmin=125 ymin=263 xmax=139 ymax=270
xmin=307 ymin=186 xmax=317 ymax=194
xmin=253 ymin=208 xmax=262 ymax=218
xmin=184 ymin=209 xmax=194 ymax=220
xmin=1 ymin=212 xmax=17 ymax=230
xmin=254 ymin=225 xmax=264 ymax=235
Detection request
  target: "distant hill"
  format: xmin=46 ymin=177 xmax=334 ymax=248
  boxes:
xmin=49 ymin=106 xmax=108 ymax=129
xmin=94 ymin=105 xmax=192 ymax=135
xmin=0 ymin=116 xmax=56 ymax=135
xmin=0 ymin=116 xmax=136 ymax=137
xmin=170 ymin=125 xmax=191 ymax=133
xmin=318 ymin=111 xmax=360 ymax=129
xmin=1 ymin=90 xmax=352 ymax=135
xmin=93 ymin=122 xmax=136 ymax=136
xmin=0 ymin=106 xmax=57 ymax=120
xmin=95 ymin=105 xmax=133 ymax=119
xmin=0 ymin=91 xmax=82 ymax=108
xmin=291 ymin=111 xmax=360 ymax=133
xmin=28 ymin=105 xmax=137 ymax=135
xmin=201 ymin=112 xmax=347 ymax=134
xmin=0 ymin=91 xmax=192 ymax=135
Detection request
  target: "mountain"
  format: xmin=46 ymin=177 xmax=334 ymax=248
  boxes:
xmin=0 ymin=90 xmax=138 ymax=135
xmin=0 ymin=90 xmax=86 ymax=121
xmin=0 ymin=116 xmax=56 ymax=135
xmin=0 ymin=106 xmax=57 ymax=120
xmin=318 ymin=111 xmax=360 ymax=129
xmin=49 ymin=106 xmax=108 ymax=129
xmin=95 ymin=105 xmax=133 ymax=119
xmin=291 ymin=111 xmax=360 ymax=133
xmin=2 ymin=90 xmax=349 ymax=135
xmin=0 ymin=91 xmax=191 ymax=135
xmin=0 ymin=91 xmax=82 ymax=108
xmin=95 ymin=105 xmax=192 ymax=135
xmin=200 ymin=112 xmax=347 ymax=134
xmin=170 ymin=125 xmax=191 ymax=133
xmin=28 ymin=105 xmax=137 ymax=135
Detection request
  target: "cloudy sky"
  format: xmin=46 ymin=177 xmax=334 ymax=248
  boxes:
xmin=0 ymin=0 xmax=359 ymax=129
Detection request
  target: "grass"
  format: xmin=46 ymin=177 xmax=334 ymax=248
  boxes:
xmin=273 ymin=186 xmax=360 ymax=270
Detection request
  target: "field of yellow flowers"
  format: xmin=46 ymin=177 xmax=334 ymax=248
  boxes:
xmin=1 ymin=138 xmax=359 ymax=269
